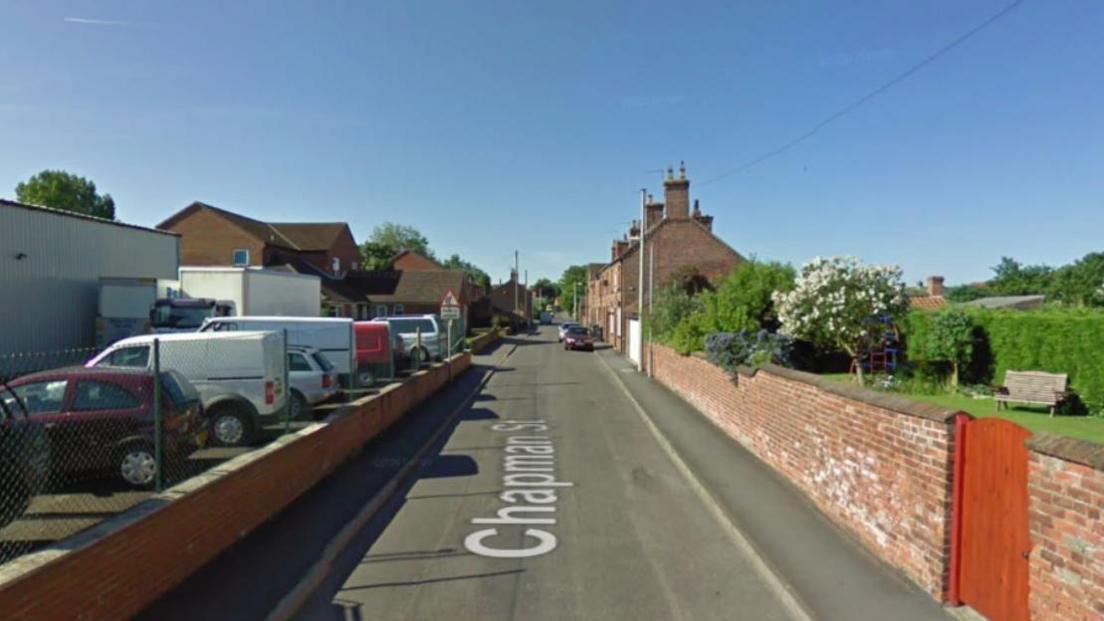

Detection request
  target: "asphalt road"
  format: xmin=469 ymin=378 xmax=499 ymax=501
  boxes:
xmin=292 ymin=326 xmax=794 ymax=621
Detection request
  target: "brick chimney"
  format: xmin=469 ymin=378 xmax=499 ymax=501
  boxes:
xmin=612 ymin=239 xmax=629 ymax=261
xmin=691 ymin=199 xmax=713 ymax=232
xmin=644 ymin=193 xmax=664 ymax=231
xmin=629 ymin=219 xmax=641 ymax=239
xmin=927 ymin=276 xmax=945 ymax=297
xmin=664 ymin=162 xmax=690 ymax=219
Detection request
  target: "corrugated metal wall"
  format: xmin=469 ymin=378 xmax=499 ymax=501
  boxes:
xmin=0 ymin=204 xmax=179 ymax=354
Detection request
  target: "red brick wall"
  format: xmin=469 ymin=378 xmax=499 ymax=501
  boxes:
xmin=649 ymin=344 xmax=956 ymax=598
xmin=1026 ymin=435 xmax=1104 ymax=620
xmin=167 ymin=207 xmax=266 ymax=266
xmin=0 ymin=354 xmax=472 ymax=621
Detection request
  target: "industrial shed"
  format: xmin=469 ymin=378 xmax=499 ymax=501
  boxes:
xmin=0 ymin=199 xmax=179 ymax=355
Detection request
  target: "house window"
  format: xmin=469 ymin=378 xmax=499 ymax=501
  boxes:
xmin=376 ymin=304 xmax=388 ymax=318
xmin=332 ymin=257 xmax=341 ymax=274
xmin=233 ymin=249 xmax=250 ymax=266
xmin=356 ymin=303 xmax=367 ymax=319
xmin=393 ymin=304 xmax=404 ymax=315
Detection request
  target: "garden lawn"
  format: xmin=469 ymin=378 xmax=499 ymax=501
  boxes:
xmin=820 ymin=373 xmax=1104 ymax=446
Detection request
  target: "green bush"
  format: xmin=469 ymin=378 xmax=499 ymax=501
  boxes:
xmin=904 ymin=307 xmax=1104 ymax=407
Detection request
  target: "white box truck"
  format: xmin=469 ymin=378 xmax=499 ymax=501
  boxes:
xmin=177 ymin=267 xmax=321 ymax=317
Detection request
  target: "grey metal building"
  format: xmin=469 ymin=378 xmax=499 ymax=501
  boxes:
xmin=0 ymin=199 xmax=179 ymax=355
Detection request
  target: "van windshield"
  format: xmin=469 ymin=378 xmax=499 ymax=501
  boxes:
xmin=389 ymin=318 xmax=436 ymax=335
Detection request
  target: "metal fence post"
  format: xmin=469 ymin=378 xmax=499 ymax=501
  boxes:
xmin=283 ymin=328 xmax=291 ymax=435
xmin=415 ymin=327 xmax=422 ymax=368
xmin=153 ymin=338 xmax=163 ymax=492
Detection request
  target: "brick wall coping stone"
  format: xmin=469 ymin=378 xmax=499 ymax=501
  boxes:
xmin=673 ymin=350 xmax=955 ymax=423
xmin=1027 ymin=432 xmax=1104 ymax=470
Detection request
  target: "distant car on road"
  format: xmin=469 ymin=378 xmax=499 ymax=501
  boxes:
xmin=558 ymin=322 xmax=580 ymax=342
xmin=287 ymin=345 xmax=338 ymax=419
xmin=539 ymin=312 xmax=553 ymax=325
xmin=563 ymin=326 xmax=595 ymax=351
xmin=2 ymin=367 xmax=206 ymax=488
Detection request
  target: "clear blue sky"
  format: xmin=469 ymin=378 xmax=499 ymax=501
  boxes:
xmin=3 ymin=1 xmax=1102 ymax=286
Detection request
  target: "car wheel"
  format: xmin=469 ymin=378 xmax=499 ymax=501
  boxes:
xmin=118 ymin=441 xmax=157 ymax=488
xmin=415 ymin=347 xmax=431 ymax=367
xmin=357 ymin=370 xmax=374 ymax=387
xmin=209 ymin=405 xmax=254 ymax=447
xmin=289 ymin=390 xmax=310 ymax=421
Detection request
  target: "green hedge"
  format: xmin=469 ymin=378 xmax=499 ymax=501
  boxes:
xmin=904 ymin=308 xmax=1104 ymax=406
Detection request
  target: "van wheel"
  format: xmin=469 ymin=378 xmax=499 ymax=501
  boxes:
xmin=209 ymin=405 xmax=254 ymax=447
xmin=289 ymin=390 xmax=310 ymax=421
xmin=118 ymin=441 xmax=158 ymax=488
xmin=357 ymin=370 xmax=374 ymax=387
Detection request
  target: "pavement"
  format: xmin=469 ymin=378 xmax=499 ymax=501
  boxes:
xmin=136 ymin=325 xmax=953 ymax=621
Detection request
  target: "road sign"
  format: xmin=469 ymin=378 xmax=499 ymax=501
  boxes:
xmin=440 ymin=288 xmax=461 ymax=320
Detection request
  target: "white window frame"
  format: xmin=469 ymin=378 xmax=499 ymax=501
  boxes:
xmin=232 ymin=249 xmax=250 ymax=266
xmin=331 ymin=257 xmax=341 ymax=274
xmin=393 ymin=303 xmax=405 ymax=315
xmin=376 ymin=304 xmax=388 ymax=318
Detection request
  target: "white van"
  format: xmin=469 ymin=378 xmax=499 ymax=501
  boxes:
xmin=86 ymin=331 xmax=287 ymax=447
xmin=199 ymin=317 xmax=357 ymax=387
xmin=382 ymin=315 xmax=448 ymax=364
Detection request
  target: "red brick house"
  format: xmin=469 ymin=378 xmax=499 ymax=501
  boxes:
xmin=587 ymin=165 xmax=744 ymax=352
xmin=158 ymin=202 xmax=361 ymax=277
xmin=391 ymin=250 xmax=443 ymax=271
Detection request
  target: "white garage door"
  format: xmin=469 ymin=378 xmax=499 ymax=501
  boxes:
xmin=628 ymin=318 xmax=641 ymax=366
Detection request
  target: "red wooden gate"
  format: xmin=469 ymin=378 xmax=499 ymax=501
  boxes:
xmin=952 ymin=415 xmax=1032 ymax=621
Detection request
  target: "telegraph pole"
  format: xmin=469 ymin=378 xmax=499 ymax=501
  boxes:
xmin=514 ymin=250 xmax=519 ymax=312
xmin=524 ymin=269 xmax=528 ymax=320
xmin=638 ymin=188 xmax=646 ymax=371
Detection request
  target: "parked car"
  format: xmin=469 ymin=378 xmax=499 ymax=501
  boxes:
xmin=563 ymin=326 xmax=595 ymax=351
xmin=558 ymin=322 xmax=580 ymax=342
xmin=199 ymin=317 xmax=357 ymax=388
xmin=354 ymin=321 xmax=404 ymax=384
xmin=288 ymin=345 xmax=338 ymax=419
xmin=2 ymin=368 xmax=205 ymax=488
xmin=87 ymin=331 xmax=287 ymax=447
xmin=381 ymin=315 xmax=446 ymax=365
xmin=0 ymin=383 xmax=51 ymax=527
xmin=539 ymin=312 xmax=553 ymax=325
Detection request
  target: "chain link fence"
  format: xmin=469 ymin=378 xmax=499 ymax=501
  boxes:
xmin=0 ymin=330 xmax=315 ymax=566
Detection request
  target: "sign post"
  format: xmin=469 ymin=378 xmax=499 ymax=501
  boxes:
xmin=440 ymin=288 xmax=461 ymax=355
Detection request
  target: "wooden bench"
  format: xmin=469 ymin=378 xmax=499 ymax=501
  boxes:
xmin=994 ymin=370 xmax=1069 ymax=416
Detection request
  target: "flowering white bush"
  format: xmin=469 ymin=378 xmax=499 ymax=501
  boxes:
xmin=772 ymin=256 xmax=908 ymax=382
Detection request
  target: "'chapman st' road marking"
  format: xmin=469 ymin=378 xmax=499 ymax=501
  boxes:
xmin=463 ymin=420 xmax=573 ymax=559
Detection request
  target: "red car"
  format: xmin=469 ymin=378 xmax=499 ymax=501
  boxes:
xmin=3 ymin=367 xmax=207 ymax=488
xmin=563 ymin=326 xmax=595 ymax=351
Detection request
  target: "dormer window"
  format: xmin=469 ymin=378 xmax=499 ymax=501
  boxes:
xmin=233 ymin=249 xmax=250 ymax=266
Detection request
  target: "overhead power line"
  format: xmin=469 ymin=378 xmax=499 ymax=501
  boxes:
xmin=700 ymin=0 xmax=1027 ymax=186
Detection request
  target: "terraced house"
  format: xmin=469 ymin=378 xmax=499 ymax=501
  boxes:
xmin=587 ymin=165 xmax=744 ymax=359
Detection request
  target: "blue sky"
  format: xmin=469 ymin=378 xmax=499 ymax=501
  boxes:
xmin=2 ymin=1 xmax=1102 ymax=286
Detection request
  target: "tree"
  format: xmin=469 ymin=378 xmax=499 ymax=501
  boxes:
xmin=559 ymin=265 xmax=588 ymax=319
xmin=924 ymin=309 xmax=975 ymax=389
xmin=703 ymin=260 xmax=796 ymax=334
xmin=532 ymin=278 xmax=560 ymax=300
xmin=647 ymin=284 xmax=705 ymax=345
xmin=16 ymin=170 xmax=116 ymax=220
xmin=989 ymin=256 xmax=1053 ymax=295
xmin=1048 ymin=252 xmax=1104 ymax=307
xmin=773 ymin=256 xmax=909 ymax=385
xmin=442 ymin=254 xmax=492 ymax=292
xmin=360 ymin=222 xmax=433 ymax=270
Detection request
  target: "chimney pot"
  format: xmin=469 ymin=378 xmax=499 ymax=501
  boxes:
xmin=679 ymin=161 xmax=686 ymax=180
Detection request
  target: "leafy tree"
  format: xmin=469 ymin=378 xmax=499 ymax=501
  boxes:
xmin=359 ymin=222 xmax=433 ymax=270
xmin=558 ymin=265 xmax=588 ymax=319
xmin=442 ymin=254 xmax=492 ymax=292
xmin=989 ymin=256 xmax=1053 ymax=295
xmin=945 ymin=284 xmax=992 ymax=303
xmin=532 ymin=278 xmax=560 ymax=300
xmin=773 ymin=256 xmax=909 ymax=385
xmin=923 ymin=309 xmax=975 ymax=389
xmin=701 ymin=260 xmax=795 ymax=334
xmin=16 ymin=170 xmax=116 ymax=219
xmin=1048 ymin=252 xmax=1104 ymax=307
xmin=647 ymin=284 xmax=705 ymax=345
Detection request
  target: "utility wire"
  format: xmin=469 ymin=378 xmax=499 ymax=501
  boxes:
xmin=700 ymin=0 xmax=1027 ymax=186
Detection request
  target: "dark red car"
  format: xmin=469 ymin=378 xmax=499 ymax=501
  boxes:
xmin=563 ymin=326 xmax=595 ymax=351
xmin=3 ymin=368 xmax=207 ymax=488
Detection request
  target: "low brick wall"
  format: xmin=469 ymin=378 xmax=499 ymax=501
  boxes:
xmin=1026 ymin=434 xmax=1104 ymax=620
xmin=649 ymin=344 xmax=957 ymax=598
xmin=469 ymin=329 xmax=501 ymax=354
xmin=0 ymin=353 xmax=472 ymax=621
